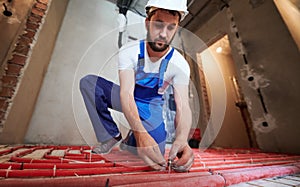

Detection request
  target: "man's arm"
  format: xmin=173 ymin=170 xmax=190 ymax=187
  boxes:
xmin=173 ymin=84 xmax=192 ymax=141
xmin=119 ymin=69 xmax=166 ymax=170
xmin=169 ymin=84 xmax=194 ymax=172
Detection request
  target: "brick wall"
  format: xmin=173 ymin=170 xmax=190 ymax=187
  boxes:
xmin=0 ymin=0 xmax=50 ymax=132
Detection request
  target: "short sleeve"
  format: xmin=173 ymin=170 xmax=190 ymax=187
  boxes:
xmin=171 ymin=53 xmax=190 ymax=85
xmin=118 ymin=41 xmax=139 ymax=70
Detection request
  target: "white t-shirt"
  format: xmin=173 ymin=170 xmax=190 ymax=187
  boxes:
xmin=118 ymin=40 xmax=190 ymax=93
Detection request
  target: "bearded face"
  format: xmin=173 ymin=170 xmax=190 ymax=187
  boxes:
xmin=146 ymin=9 xmax=179 ymax=52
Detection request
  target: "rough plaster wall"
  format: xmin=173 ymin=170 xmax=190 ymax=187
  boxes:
xmin=25 ymin=0 xmax=145 ymax=145
xmin=195 ymin=1 xmax=300 ymax=153
xmin=229 ymin=0 xmax=300 ymax=154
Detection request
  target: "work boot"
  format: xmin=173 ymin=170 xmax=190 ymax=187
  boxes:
xmin=92 ymin=134 xmax=122 ymax=154
xmin=119 ymin=131 xmax=132 ymax=151
xmin=119 ymin=131 xmax=137 ymax=154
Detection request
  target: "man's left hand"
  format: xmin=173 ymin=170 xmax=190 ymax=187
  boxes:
xmin=168 ymin=141 xmax=194 ymax=172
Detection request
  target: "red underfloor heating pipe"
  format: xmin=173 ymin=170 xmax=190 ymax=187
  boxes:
xmin=0 ymin=145 xmax=299 ymax=186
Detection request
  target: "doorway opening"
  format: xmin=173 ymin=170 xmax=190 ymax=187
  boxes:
xmin=197 ymin=35 xmax=258 ymax=149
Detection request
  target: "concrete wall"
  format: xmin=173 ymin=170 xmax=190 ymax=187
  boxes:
xmin=25 ymin=0 xmax=145 ymax=145
xmin=195 ymin=0 xmax=300 ymax=154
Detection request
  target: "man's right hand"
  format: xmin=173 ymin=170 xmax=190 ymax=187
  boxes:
xmin=134 ymin=132 xmax=166 ymax=170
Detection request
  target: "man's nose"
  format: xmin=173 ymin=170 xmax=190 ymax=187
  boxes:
xmin=159 ymin=26 xmax=168 ymax=39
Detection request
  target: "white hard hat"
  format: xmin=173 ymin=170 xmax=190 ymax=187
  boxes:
xmin=145 ymin=0 xmax=189 ymax=22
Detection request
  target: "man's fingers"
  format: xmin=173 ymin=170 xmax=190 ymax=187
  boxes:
xmin=140 ymin=154 xmax=165 ymax=171
xmin=173 ymin=147 xmax=193 ymax=166
xmin=147 ymin=146 xmax=166 ymax=166
xmin=170 ymin=145 xmax=194 ymax=172
xmin=168 ymin=144 xmax=180 ymax=160
xmin=138 ymin=146 xmax=166 ymax=169
xmin=173 ymin=155 xmax=194 ymax=172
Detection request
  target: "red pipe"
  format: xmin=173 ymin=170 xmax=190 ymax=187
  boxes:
xmin=0 ymin=166 xmax=153 ymax=178
xmin=0 ymin=162 xmax=115 ymax=170
xmin=196 ymin=154 xmax=298 ymax=161
xmin=10 ymin=156 xmax=70 ymax=163
xmin=194 ymin=155 xmax=267 ymax=162
xmin=0 ymin=172 xmax=214 ymax=187
xmin=0 ymin=163 xmax=299 ymax=186
xmin=114 ymin=175 xmax=226 ymax=187
xmin=191 ymin=157 xmax=299 ymax=168
xmin=2 ymin=162 xmax=297 ymax=180
xmin=2 ymin=160 xmax=294 ymax=172
xmin=190 ymin=164 xmax=265 ymax=172
xmin=210 ymin=162 xmax=296 ymax=171
xmin=220 ymin=165 xmax=300 ymax=186
xmin=190 ymin=161 xmax=299 ymax=172
xmin=43 ymin=155 xmax=63 ymax=159
xmin=0 ymin=148 xmax=13 ymax=156
xmin=10 ymin=146 xmax=29 ymax=152
xmin=213 ymin=162 xmax=300 ymax=174
xmin=1 ymin=146 xmax=300 ymax=186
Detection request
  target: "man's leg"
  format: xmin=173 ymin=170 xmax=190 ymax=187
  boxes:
xmin=80 ymin=75 xmax=122 ymax=153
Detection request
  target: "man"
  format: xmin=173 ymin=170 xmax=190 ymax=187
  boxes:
xmin=80 ymin=0 xmax=194 ymax=172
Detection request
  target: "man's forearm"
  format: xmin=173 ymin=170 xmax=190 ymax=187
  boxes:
xmin=119 ymin=70 xmax=147 ymax=135
xmin=120 ymin=91 xmax=147 ymax=134
xmin=173 ymin=84 xmax=192 ymax=143
xmin=174 ymin=103 xmax=192 ymax=142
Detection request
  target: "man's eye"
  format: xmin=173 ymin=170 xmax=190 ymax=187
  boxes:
xmin=154 ymin=23 xmax=164 ymax=29
xmin=168 ymin=25 xmax=175 ymax=31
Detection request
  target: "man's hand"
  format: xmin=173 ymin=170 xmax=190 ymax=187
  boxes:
xmin=135 ymin=132 xmax=166 ymax=171
xmin=169 ymin=141 xmax=194 ymax=172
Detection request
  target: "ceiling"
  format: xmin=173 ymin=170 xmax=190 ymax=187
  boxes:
xmin=181 ymin=0 xmax=229 ymax=31
xmin=106 ymin=0 xmax=229 ymax=31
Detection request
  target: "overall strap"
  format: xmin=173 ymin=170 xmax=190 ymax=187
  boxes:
xmin=137 ymin=40 xmax=145 ymax=70
xmin=137 ymin=39 xmax=175 ymax=88
xmin=158 ymin=48 xmax=174 ymax=87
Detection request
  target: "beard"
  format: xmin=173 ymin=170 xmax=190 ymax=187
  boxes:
xmin=146 ymin=31 xmax=172 ymax=52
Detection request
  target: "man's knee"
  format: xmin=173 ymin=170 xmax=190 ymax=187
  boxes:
xmin=80 ymin=75 xmax=98 ymax=92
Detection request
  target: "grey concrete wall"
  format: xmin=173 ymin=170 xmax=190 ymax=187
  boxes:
xmin=231 ymin=0 xmax=300 ymax=154
xmin=195 ymin=0 xmax=300 ymax=153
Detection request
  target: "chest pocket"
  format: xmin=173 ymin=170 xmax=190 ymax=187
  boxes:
xmin=135 ymin=40 xmax=174 ymax=91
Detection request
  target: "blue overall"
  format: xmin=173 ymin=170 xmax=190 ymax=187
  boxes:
xmin=80 ymin=40 xmax=174 ymax=155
